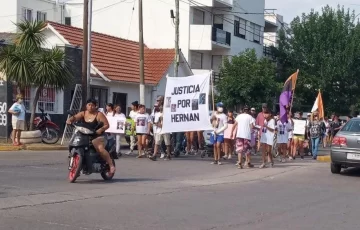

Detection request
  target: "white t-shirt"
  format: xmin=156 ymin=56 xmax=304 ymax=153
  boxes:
xmin=212 ymin=112 xmax=228 ymax=135
xmin=276 ymin=120 xmax=292 ymax=144
xmin=114 ymin=113 xmax=126 ymax=119
xmin=153 ymin=112 xmax=163 ymax=134
xmin=260 ymin=119 xmax=275 ymax=145
xmin=235 ymin=113 xmax=255 ymax=140
xmin=129 ymin=110 xmax=138 ymax=120
xmin=10 ymin=102 xmax=26 ymax=123
xmin=134 ymin=113 xmax=150 ymax=134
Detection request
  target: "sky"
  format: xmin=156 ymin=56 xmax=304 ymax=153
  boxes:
xmin=265 ymin=0 xmax=360 ymax=23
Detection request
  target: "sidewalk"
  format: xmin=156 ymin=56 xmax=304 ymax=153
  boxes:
xmin=317 ymin=146 xmax=331 ymax=162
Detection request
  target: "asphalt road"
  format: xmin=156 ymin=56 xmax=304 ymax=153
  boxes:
xmin=0 ymin=150 xmax=359 ymax=230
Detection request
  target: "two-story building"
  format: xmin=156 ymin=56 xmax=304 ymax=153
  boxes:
xmin=64 ymin=0 xmax=266 ymax=76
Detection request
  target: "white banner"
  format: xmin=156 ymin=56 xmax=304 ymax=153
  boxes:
xmin=161 ymin=73 xmax=213 ymax=133
xmin=293 ymin=120 xmax=306 ymax=135
xmin=106 ymin=116 xmax=125 ymax=134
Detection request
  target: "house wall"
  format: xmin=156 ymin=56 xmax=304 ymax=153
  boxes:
xmin=0 ymin=0 xmax=17 ymax=33
xmin=64 ymin=0 xmax=265 ymax=72
xmin=0 ymin=0 xmax=64 ymax=32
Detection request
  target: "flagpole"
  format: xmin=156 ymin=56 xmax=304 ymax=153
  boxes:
xmin=290 ymin=69 xmax=299 ymax=110
xmin=210 ymin=70 xmax=215 ymax=111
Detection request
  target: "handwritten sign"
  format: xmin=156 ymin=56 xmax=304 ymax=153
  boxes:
xmin=293 ymin=120 xmax=306 ymax=135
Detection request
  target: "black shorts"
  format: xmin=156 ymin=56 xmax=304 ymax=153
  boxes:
xmin=137 ymin=133 xmax=147 ymax=136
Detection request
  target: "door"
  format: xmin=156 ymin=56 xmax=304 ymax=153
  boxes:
xmin=113 ymin=93 xmax=127 ymax=116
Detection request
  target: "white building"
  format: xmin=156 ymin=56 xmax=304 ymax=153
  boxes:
xmin=0 ymin=0 xmax=267 ymax=74
xmin=64 ymin=0 xmax=266 ymax=75
xmin=0 ymin=0 xmax=65 ymax=33
xmin=262 ymin=12 xmax=286 ymax=58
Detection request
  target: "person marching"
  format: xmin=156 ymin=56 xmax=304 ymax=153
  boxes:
xmin=276 ymin=111 xmax=293 ymax=163
xmin=210 ymin=102 xmax=228 ymax=165
xmin=134 ymin=104 xmax=151 ymax=158
xmin=259 ymin=110 xmax=276 ymax=168
xmin=125 ymin=101 xmax=139 ymax=155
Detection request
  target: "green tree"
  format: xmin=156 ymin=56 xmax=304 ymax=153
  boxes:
xmin=0 ymin=21 xmax=73 ymax=130
xmin=275 ymin=5 xmax=360 ymax=114
xmin=216 ymin=49 xmax=279 ymax=110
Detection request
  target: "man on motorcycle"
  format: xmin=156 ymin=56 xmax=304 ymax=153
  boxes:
xmin=66 ymin=99 xmax=116 ymax=176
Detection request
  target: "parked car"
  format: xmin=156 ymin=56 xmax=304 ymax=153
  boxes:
xmin=330 ymin=117 xmax=360 ymax=174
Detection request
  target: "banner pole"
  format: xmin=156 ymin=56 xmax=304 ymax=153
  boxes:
xmin=290 ymin=69 xmax=299 ymax=111
xmin=210 ymin=70 xmax=215 ymax=111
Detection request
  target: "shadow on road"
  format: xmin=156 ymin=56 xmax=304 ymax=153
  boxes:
xmin=340 ymin=167 xmax=360 ymax=177
xmin=75 ymin=178 xmax=164 ymax=184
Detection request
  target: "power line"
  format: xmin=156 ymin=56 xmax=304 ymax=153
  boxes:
xmin=182 ymin=0 xmax=276 ymax=44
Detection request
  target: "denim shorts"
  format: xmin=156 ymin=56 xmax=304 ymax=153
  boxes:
xmin=210 ymin=134 xmax=224 ymax=144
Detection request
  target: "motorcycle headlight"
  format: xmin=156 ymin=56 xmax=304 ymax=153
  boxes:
xmin=75 ymin=126 xmax=94 ymax=135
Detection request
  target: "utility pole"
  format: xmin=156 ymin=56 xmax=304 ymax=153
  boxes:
xmin=81 ymin=0 xmax=89 ymax=106
xmin=138 ymin=0 xmax=145 ymax=105
xmin=86 ymin=0 xmax=93 ymax=100
xmin=174 ymin=0 xmax=180 ymax=77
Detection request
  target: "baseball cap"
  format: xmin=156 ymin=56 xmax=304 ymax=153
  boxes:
xmin=216 ymin=102 xmax=224 ymax=107
xmin=251 ymin=107 xmax=255 ymax=111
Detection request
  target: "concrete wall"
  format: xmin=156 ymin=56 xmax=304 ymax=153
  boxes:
xmin=0 ymin=0 xmax=64 ymax=32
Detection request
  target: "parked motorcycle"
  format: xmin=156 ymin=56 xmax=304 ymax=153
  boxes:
xmin=67 ymin=111 xmax=117 ymax=183
xmin=34 ymin=108 xmax=60 ymax=144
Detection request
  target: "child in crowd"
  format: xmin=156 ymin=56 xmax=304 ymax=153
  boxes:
xmin=259 ymin=110 xmax=275 ymax=168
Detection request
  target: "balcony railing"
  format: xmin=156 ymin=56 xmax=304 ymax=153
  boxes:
xmin=212 ymin=27 xmax=231 ymax=47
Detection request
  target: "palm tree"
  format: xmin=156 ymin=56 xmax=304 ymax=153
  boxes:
xmin=0 ymin=21 xmax=73 ymax=130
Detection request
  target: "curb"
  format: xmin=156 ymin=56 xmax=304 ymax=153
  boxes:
xmin=0 ymin=145 xmax=68 ymax=151
xmin=317 ymin=155 xmax=331 ymax=162
xmin=24 ymin=145 xmax=68 ymax=151
xmin=0 ymin=145 xmax=23 ymax=151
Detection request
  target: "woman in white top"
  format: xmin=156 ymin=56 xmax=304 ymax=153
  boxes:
xmin=134 ymin=104 xmax=151 ymax=158
xmin=112 ymin=105 xmax=126 ymax=156
xmin=259 ymin=110 xmax=275 ymax=168
xmin=287 ymin=112 xmax=294 ymax=159
xmin=276 ymin=117 xmax=293 ymax=163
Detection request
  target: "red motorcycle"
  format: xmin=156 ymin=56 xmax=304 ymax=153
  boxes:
xmin=33 ymin=108 xmax=60 ymax=144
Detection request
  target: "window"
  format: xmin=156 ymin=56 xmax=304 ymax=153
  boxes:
xmin=341 ymin=120 xmax=360 ymax=132
xmin=37 ymin=11 xmax=47 ymax=21
xmin=193 ymin=9 xmax=204 ymax=25
xmin=190 ymin=52 xmax=203 ymax=69
xmin=91 ymin=87 xmax=108 ymax=109
xmin=65 ymin=17 xmax=71 ymax=26
xmin=213 ymin=15 xmax=223 ymax=30
xmin=38 ymin=87 xmax=56 ymax=112
xmin=12 ymin=85 xmax=31 ymax=111
xmin=22 ymin=8 xmax=33 ymax=21
xmin=234 ymin=17 xmax=246 ymax=39
xmin=211 ymin=55 xmax=223 ymax=72
xmin=253 ymin=24 xmax=261 ymax=44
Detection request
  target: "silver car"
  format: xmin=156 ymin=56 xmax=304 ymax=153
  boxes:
xmin=330 ymin=117 xmax=360 ymax=174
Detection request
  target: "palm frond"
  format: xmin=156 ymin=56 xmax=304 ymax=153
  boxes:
xmin=33 ymin=48 xmax=73 ymax=89
xmin=15 ymin=20 xmax=46 ymax=52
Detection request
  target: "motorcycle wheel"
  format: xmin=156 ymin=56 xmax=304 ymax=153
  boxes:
xmin=69 ymin=154 xmax=82 ymax=183
xmin=41 ymin=128 xmax=60 ymax=144
xmin=101 ymin=159 xmax=116 ymax=181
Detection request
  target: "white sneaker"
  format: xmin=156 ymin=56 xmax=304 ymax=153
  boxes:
xmin=160 ymin=153 xmax=165 ymax=159
xmin=227 ymin=155 xmax=232 ymax=160
xmin=185 ymin=151 xmax=189 ymax=156
xmin=125 ymin=151 xmax=133 ymax=155
xmin=217 ymin=161 xmax=222 ymax=165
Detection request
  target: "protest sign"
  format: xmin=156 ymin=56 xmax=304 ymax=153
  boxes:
xmin=106 ymin=116 xmax=125 ymax=134
xmin=293 ymin=120 xmax=306 ymax=135
xmin=161 ymin=73 xmax=213 ymax=133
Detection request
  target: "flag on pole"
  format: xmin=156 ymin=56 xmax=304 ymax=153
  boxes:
xmin=279 ymin=70 xmax=298 ymax=123
xmin=311 ymin=90 xmax=324 ymax=119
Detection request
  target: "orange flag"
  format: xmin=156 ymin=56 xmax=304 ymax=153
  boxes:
xmin=311 ymin=90 xmax=324 ymax=119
